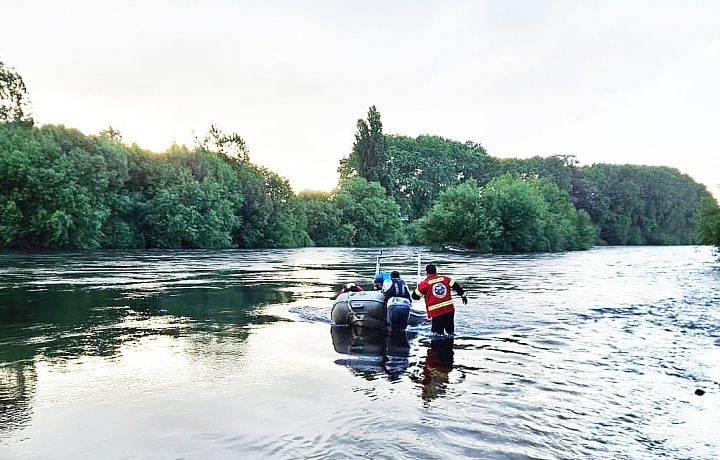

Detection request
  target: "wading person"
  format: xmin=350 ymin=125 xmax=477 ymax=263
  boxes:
xmin=382 ymin=270 xmax=412 ymax=331
xmin=412 ymin=264 xmax=467 ymax=336
xmin=382 ymin=270 xmax=412 ymax=303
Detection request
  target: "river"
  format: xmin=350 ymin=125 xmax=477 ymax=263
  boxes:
xmin=1 ymin=246 xmax=719 ymax=459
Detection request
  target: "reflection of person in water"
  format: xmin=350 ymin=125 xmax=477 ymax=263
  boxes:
xmin=383 ymin=331 xmax=411 ymax=380
xmin=421 ymin=338 xmax=454 ymax=401
xmin=0 ymin=362 xmax=36 ymax=436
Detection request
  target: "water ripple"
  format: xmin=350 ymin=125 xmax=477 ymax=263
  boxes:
xmin=1 ymin=246 xmax=719 ymax=459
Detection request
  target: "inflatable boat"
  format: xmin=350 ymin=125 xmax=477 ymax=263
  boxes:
xmin=330 ymin=250 xmax=428 ymax=330
xmin=331 ymin=290 xmax=427 ymax=330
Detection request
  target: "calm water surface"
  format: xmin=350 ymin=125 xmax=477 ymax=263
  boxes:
xmin=1 ymin=246 xmax=719 ymax=459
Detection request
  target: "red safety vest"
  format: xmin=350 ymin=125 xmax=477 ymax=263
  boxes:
xmin=415 ymin=275 xmax=456 ymax=319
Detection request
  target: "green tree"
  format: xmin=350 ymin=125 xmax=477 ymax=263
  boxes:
xmin=332 ymin=177 xmax=402 ymax=246
xmin=297 ymin=191 xmax=342 ymax=246
xmin=418 ymin=175 xmax=593 ymax=253
xmin=0 ymin=121 xmax=313 ymax=250
xmin=384 ymin=134 xmax=493 ymax=220
xmin=529 ymin=178 xmax=594 ymax=251
xmin=196 ymin=123 xmax=250 ymax=162
xmin=0 ymin=61 xmax=33 ymax=125
xmin=495 ymin=155 xmax=574 ymax=193
xmin=697 ymin=197 xmax=720 ymax=248
xmin=91 ymin=131 xmax=141 ymax=248
xmin=338 ymin=106 xmax=389 ymax=191
xmin=576 ymin=164 xmax=711 ymax=245
xmin=230 ymin=161 xmax=310 ymax=248
xmin=480 ymin=175 xmax=548 ymax=252
xmin=0 ymin=124 xmax=115 ymax=248
xmin=417 ymin=180 xmax=499 ymax=251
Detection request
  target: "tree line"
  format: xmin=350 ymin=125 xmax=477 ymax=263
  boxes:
xmin=1 ymin=60 xmax=715 ymax=252
xmin=697 ymin=198 xmax=720 ymax=252
xmin=338 ymin=106 xmax=712 ymax=251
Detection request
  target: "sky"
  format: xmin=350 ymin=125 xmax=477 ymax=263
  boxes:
xmin=1 ymin=0 xmax=719 ymax=196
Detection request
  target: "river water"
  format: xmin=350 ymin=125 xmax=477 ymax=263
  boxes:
xmin=0 ymin=246 xmax=719 ymax=459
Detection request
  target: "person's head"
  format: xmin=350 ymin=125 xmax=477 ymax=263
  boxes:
xmin=342 ymin=282 xmax=362 ymax=292
xmin=374 ymin=271 xmax=390 ymax=290
xmin=426 ymin=264 xmax=437 ymax=275
xmin=391 ymin=270 xmax=400 ymax=279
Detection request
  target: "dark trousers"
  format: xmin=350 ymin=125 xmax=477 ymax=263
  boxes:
xmin=430 ymin=311 xmax=455 ymax=335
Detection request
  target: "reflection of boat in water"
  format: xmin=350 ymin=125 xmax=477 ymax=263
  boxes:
xmin=330 ymin=250 xmax=428 ymax=330
xmin=330 ymin=325 xmax=414 ymax=377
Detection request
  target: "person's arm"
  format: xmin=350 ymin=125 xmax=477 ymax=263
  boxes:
xmin=402 ymin=281 xmax=412 ymax=299
xmin=383 ymin=282 xmax=395 ymax=302
xmin=450 ymin=279 xmax=468 ymax=305
xmin=412 ymin=280 xmax=425 ymax=300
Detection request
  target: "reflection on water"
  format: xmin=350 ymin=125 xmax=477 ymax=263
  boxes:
xmin=1 ymin=246 xmax=719 ymax=459
xmin=0 ymin=256 xmax=295 ymax=441
xmin=0 ymin=285 xmax=292 ymax=366
xmin=330 ymin=327 xmax=460 ymax=402
xmin=331 ymin=325 xmax=412 ymax=380
xmin=418 ymin=338 xmax=454 ymax=402
xmin=0 ymin=363 xmax=35 ymax=438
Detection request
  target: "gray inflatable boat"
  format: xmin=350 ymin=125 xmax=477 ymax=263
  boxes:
xmin=331 ymin=290 xmax=427 ymax=330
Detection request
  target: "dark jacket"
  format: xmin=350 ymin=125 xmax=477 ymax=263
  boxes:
xmin=383 ymin=278 xmax=412 ymax=303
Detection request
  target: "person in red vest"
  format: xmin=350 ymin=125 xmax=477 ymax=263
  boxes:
xmin=332 ymin=282 xmax=364 ymax=299
xmin=412 ymin=264 xmax=467 ymax=335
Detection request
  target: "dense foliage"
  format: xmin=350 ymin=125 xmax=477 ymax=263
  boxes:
xmin=298 ymin=178 xmax=402 ymax=246
xmin=338 ymin=106 xmax=390 ymax=192
xmin=697 ymin=197 xmax=720 ymax=249
xmin=573 ymin=164 xmax=709 ymax=245
xmin=495 ymin=155 xmax=575 ymax=193
xmin=341 ymin=132 xmax=494 ymax=220
xmin=0 ymin=61 xmax=32 ymax=125
xmin=0 ymin=123 xmax=310 ymax=249
xmin=488 ymin=156 xmax=710 ymax=246
xmin=418 ymin=176 xmax=594 ymax=252
xmin=1 ymin=117 xmax=713 ymax=252
xmin=332 ymin=177 xmax=403 ymax=246
xmin=1 ymin=61 xmax=714 ymax=252
xmin=385 ymin=135 xmax=494 ymax=221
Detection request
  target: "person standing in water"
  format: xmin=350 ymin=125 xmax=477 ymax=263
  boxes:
xmin=412 ymin=264 xmax=467 ymax=336
xmin=382 ymin=270 xmax=412 ymax=303
xmin=382 ymin=270 xmax=413 ymax=331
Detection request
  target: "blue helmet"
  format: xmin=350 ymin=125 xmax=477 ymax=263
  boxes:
xmin=374 ymin=271 xmax=391 ymax=289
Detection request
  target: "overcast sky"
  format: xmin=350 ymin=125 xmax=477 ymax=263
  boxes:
xmin=2 ymin=0 xmax=719 ymax=195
